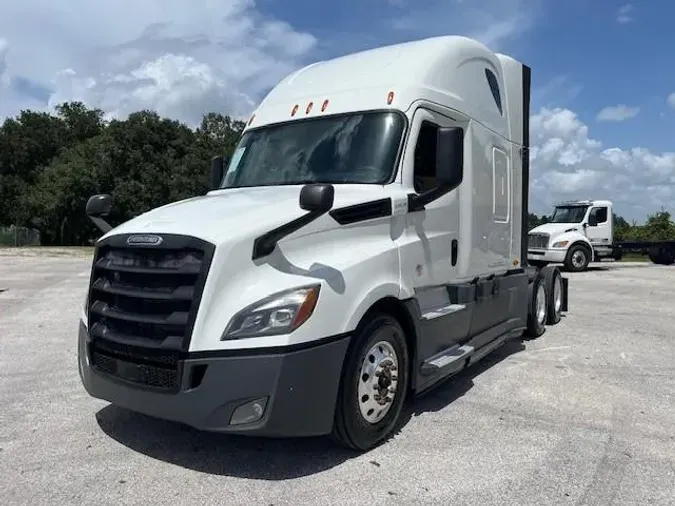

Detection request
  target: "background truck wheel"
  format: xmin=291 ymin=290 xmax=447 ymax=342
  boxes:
xmin=564 ymin=244 xmax=591 ymax=272
xmin=540 ymin=265 xmax=563 ymax=325
xmin=331 ymin=313 xmax=409 ymax=451
xmin=648 ymin=246 xmax=675 ymax=265
xmin=524 ymin=272 xmax=547 ymax=338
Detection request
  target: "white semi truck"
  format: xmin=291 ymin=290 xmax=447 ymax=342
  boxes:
xmin=79 ymin=35 xmax=570 ymax=451
xmin=528 ymin=199 xmax=675 ymax=271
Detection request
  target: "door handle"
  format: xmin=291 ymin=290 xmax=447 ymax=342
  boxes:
xmin=451 ymin=239 xmax=458 ymax=266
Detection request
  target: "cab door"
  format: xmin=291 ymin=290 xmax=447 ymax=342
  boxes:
xmin=397 ymin=106 xmax=469 ymax=362
xmin=586 ymin=206 xmax=611 ymax=246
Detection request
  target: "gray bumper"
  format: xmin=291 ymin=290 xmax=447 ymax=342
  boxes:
xmin=78 ymin=321 xmax=351 ymax=437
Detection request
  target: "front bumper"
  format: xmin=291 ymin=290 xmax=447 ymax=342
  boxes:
xmin=528 ymin=248 xmax=567 ymax=263
xmin=78 ymin=321 xmax=351 ymax=437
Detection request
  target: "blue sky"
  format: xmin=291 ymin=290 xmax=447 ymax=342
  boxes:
xmin=0 ymin=0 xmax=673 ymax=221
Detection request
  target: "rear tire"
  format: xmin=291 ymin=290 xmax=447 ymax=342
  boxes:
xmin=540 ymin=265 xmax=563 ymax=325
xmin=648 ymin=246 xmax=675 ymax=265
xmin=564 ymin=244 xmax=591 ymax=272
xmin=331 ymin=313 xmax=409 ymax=451
xmin=525 ymin=272 xmax=547 ymax=338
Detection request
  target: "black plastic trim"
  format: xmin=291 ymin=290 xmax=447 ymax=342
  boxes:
xmin=188 ymin=332 xmax=351 ymax=359
xmin=521 ymin=63 xmax=531 ymax=267
xmin=329 ymin=198 xmax=392 ymax=225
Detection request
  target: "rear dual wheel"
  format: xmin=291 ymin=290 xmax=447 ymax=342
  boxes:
xmin=525 ymin=265 xmax=564 ymax=338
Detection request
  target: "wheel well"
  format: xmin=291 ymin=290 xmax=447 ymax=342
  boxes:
xmin=569 ymin=240 xmax=592 ymax=258
xmin=355 ymin=297 xmax=418 ymax=390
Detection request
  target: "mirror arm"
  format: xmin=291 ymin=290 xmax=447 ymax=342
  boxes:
xmin=407 ymin=185 xmax=453 ymax=212
xmin=251 ymin=209 xmax=327 ymax=261
xmin=88 ymin=215 xmax=113 ymax=234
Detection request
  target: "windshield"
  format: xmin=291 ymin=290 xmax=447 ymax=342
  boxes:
xmin=550 ymin=205 xmax=589 ymax=223
xmin=220 ymin=112 xmax=405 ymax=188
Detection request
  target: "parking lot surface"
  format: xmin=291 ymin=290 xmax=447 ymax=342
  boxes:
xmin=1 ymin=252 xmax=674 ymax=506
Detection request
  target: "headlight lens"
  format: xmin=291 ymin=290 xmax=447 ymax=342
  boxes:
xmin=222 ymin=285 xmax=321 ymax=340
xmin=552 ymin=240 xmax=569 ymax=248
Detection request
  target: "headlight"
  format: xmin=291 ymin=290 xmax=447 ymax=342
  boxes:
xmin=552 ymin=240 xmax=569 ymax=248
xmin=221 ymin=285 xmax=321 ymax=340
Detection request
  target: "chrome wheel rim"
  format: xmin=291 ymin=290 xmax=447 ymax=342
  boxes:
xmin=553 ymin=275 xmax=562 ymax=313
xmin=358 ymin=340 xmax=399 ymax=424
xmin=572 ymin=250 xmax=586 ymax=269
xmin=536 ymin=284 xmax=546 ymax=324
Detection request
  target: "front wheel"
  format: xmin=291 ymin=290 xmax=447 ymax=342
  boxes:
xmin=564 ymin=244 xmax=591 ymax=272
xmin=331 ymin=313 xmax=409 ymax=451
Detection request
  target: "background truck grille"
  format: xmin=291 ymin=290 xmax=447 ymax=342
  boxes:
xmin=86 ymin=233 xmax=215 ymax=391
xmin=528 ymin=233 xmax=550 ymax=249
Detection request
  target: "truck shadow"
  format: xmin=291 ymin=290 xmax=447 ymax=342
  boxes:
xmin=95 ymin=339 xmax=525 ymax=480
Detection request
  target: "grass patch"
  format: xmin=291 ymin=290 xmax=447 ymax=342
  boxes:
xmin=617 ymin=254 xmax=650 ymax=262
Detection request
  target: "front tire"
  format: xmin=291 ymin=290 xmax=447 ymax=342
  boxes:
xmin=331 ymin=313 xmax=409 ymax=451
xmin=564 ymin=244 xmax=591 ymax=272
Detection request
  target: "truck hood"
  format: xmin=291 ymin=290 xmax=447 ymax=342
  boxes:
xmin=100 ymin=184 xmax=395 ymax=246
xmin=529 ymin=222 xmax=583 ymax=237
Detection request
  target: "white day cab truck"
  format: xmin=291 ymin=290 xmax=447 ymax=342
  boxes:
xmin=79 ymin=35 xmax=571 ymax=451
xmin=528 ymin=199 xmax=675 ymax=272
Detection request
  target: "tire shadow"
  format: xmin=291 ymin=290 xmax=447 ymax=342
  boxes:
xmin=95 ymin=338 xmax=526 ymax=480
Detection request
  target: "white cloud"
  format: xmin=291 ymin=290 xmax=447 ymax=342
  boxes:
xmin=667 ymin=92 xmax=675 ymax=110
xmin=530 ymin=107 xmax=675 ymax=220
xmin=617 ymin=4 xmax=635 ymax=24
xmin=596 ymin=104 xmax=640 ymax=122
xmin=388 ymin=0 xmax=541 ymax=52
xmin=0 ymin=0 xmax=317 ymax=125
xmin=532 ymin=75 xmax=583 ymax=109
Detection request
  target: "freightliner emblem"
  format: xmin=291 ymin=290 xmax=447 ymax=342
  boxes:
xmin=126 ymin=234 xmax=164 ymax=246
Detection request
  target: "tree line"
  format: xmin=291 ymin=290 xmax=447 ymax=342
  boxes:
xmin=0 ymin=102 xmax=245 ymax=245
xmin=0 ymin=102 xmax=673 ymax=246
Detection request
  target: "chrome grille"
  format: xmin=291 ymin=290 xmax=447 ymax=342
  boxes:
xmin=528 ymin=233 xmax=550 ymax=249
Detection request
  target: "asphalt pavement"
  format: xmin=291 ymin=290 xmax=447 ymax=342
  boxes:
xmin=1 ymin=252 xmax=674 ymax=506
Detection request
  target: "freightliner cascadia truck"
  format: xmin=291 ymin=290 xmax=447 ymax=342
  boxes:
xmin=78 ymin=35 xmax=570 ymax=451
xmin=528 ymin=199 xmax=675 ymax=271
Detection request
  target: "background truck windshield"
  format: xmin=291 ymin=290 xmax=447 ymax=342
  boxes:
xmin=550 ymin=205 xmax=589 ymax=223
xmin=221 ymin=111 xmax=405 ymax=188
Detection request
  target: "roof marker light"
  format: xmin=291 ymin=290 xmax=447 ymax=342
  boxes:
xmin=321 ymin=99 xmax=329 ymax=112
xmin=387 ymin=91 xmax=395 ymax=105
xmin=291 ymin=104 xmax=299 ymax=116
xmin=306 ymin=102 xmax=314 ymax=114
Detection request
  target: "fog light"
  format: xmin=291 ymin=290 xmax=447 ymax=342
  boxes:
xmin=230 ymin=397 xmax=268 ymax=426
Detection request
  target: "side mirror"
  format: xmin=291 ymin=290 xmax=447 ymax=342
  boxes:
xmin=588 ymin=214 xmax=598 ymax=227
xmin=86 ymin=194 xmax=113 ymax=234
xmin=86 ymin=194 xmax=112 ymax=217
xmin=299 ymin=183 xmax=335 ymax=213
xmin=211 ymin=155 xmax=227 ymax=190
xmin=435 ymin=126 xmax=464 ymax=190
